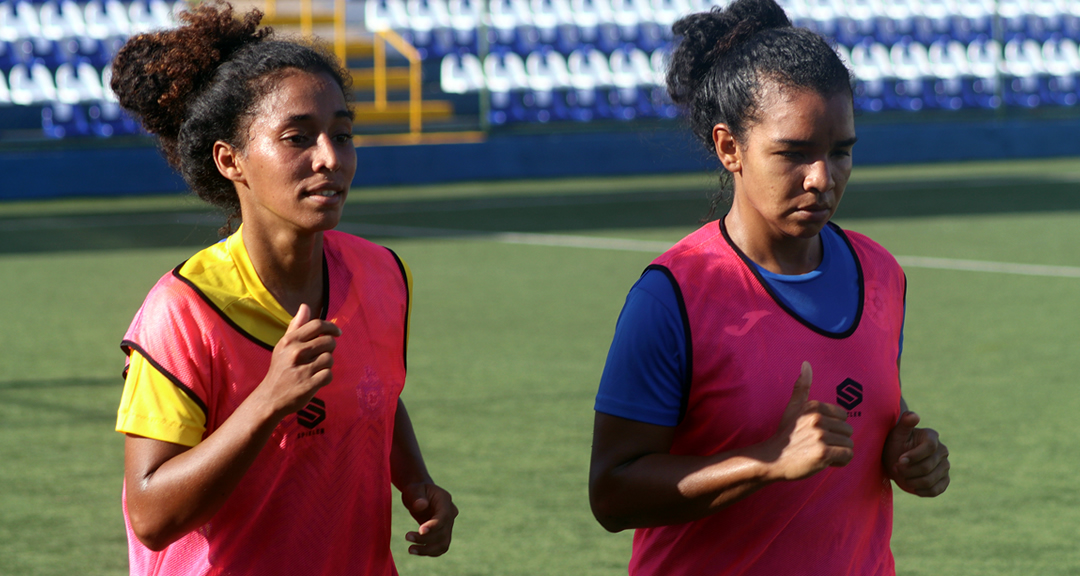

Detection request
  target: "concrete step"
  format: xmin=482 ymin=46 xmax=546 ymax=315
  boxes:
xmin=351 ymin=67 xmax=411 ymax=91
xmin=351 ymin=101 xmax=454 ymax=125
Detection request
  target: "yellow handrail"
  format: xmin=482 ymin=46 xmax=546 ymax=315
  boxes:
xmin=334 ymin=0 xmax=346 ymax=64
xmin=373 ymin=29 xmax=423 ymax=135
xmin=300 ymin=0 xmax=312 ymax=36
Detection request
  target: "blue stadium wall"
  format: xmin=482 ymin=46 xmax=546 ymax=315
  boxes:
xmin=3 ymin=115 xmax=1080 ymax=199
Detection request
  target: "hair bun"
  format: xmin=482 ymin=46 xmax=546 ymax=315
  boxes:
xmin=110 ymin=3 xmax=270 ymax=150
xmin=668 ymin=0 xmax=790 ymax=106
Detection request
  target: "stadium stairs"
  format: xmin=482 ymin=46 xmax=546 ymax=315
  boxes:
xmin=237 ymin=0 xmax=483 ymax=144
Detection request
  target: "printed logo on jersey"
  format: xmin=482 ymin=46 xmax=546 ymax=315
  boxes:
xmin=836 ymin=378 xmax=863 ymax=412
xmin=356 ymin=365 xmax=385 ymax=413
xmin=297 ymin=397 xmax=326 ymax=429
xmin=724 ymin=311 xmax=771 ymax=336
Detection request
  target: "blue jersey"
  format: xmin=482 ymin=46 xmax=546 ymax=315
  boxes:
xmin=595 ymin=223 xmax=904 ymax=426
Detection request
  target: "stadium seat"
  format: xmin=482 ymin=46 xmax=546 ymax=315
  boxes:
xmin=950 ymin=0 xmax=994 ymax=42
xmin=964 ymin=36 xmax=1002 ymax=108
xmin=649 ymin=0 xmax=689 ymax=42
xmin=609 ymin=45 xmax=655 ymax=117
xmin=1000 ymin=36 xmax=1046 ymax=107
xmin=446 ymin=0 xmax=480 ymax=51
xmin=38 ymin=0 xmax=78 ymax=40
xmin=42 ymin=100 xmax=89 ymax=137
xmin=890 ymin=39 xmax=932 ymax=111
xmin=87 ymin=98 xmax=137 ymax=136
xmin=1040 ymin=35 xmax=1080 ymax=105
xmin=7 ymin=59 xmax=54 ymax=104
xmin=570 ymin=0 xmax=608 ymax=47
xmin=410 ymin=0 xmax=456 ymax=58
xmin=365 ymin=0 xmax=411 ymax=32
xmin=524 ymin=47 xmax=571 ymax=121
xmin=0 ymin=68 xmax=11 ymax=105
xmin=439 ymin=50 xmax=484 ymax=93
xmin=76 ymin=58 xmax=103 ymax=98
xmin=83 ymin=0 xmax=125 ymax=38
xmin=926 ymin=38 xmax=968 ymax=109
xmin=567 ymin=46 xmax=613 ymax=119
xmin=54 ymin=60 xmax=91 ymax=102
xmin=484 ymin=48 xmax=529 ymax=123
xmin=848 ymin=40 xmax=894 ymax=111
xmin=648 ymin=47 xmax=676 ymax=117
xmin=486 ymin=0 xmax=539 ymax=54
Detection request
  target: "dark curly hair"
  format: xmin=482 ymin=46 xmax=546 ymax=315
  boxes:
xmin=111 ymin=2 xmax=352 ymax=235
xmin=666 ymin=0 xmax=852 ymax=217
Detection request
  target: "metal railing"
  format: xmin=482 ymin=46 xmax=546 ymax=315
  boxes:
xmin=371 ymin=29 xmax=424 ymax=135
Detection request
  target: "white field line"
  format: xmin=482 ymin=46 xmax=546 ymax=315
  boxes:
xmin=893 ymin=256 xmax=1080 ymax=278
xmin=4 ymin=215 xmax=1078 ymax=279
xmin=339 ymin=223 xmax=1080 ymax=278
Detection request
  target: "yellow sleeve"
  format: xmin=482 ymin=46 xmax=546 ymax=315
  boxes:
xmin=116 ymin=350 xmax=208 ymax=447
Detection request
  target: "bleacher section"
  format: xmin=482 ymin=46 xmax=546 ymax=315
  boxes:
xmin=368 ymin=0 xmax=1080 ymax=123
xmin=0 ymin=0 xmax=180 ymax=137
xmin=6 ymin=0 xmax=1080 ymax=138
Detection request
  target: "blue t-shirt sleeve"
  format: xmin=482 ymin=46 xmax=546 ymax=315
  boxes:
xmin=594 ymin=268 xmax=687 ymax=427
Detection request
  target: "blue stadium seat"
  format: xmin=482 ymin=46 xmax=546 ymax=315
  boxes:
xmin=963 ymin=36 xmax=1002 ymax=108
xmin=1000 ymin=36 xmax=1046 ymax=108
xmin=446 ymin=0 xmax=480 ymax=52
xmin=42 ymin=100 xmax=89 ymax=137
xmin=847 ymin=40 xmax=895 ymax=111
xmin=566 ymin=46 xmax=613 ymax=120
xmin=889 ymin=39 xmax=932 ymax=111
xmin=926 ymin=39 xmax=968 ymax=110
xmin=609 ymin=45 xmax=654 ymax=118
xmin=439 ymin=50 xmax=484 ymax=93
xmin=525 ymin=47 xmax=571 ymax=121
xmin=484 ymin=48 xmax=529 ymax=123
xmin=1040 ymin=35 xmax=1080 ymax=105
xmin=0 ymin=68 xmax=11 ymax=105
xmin=87 ymin=98 xmax=138 ymax=136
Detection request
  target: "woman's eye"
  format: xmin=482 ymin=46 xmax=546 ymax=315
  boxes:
xmin=333 ymin=133 xmax=352 ymax=144
xmin=285 ymin=133 xmax=309 ymax=144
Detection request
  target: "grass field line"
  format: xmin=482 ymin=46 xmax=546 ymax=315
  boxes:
xmin=340 ymin=222 xmax=1080 ymax=278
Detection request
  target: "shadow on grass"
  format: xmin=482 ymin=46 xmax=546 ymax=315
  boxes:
xmin=1 ymin=177 xmax=1078 ymax=254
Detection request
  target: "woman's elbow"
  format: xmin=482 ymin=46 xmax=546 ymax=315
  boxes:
xmin=589 ymin=481 xmax=632 ymax=533
xmin=126 ymin=499 xmax=187 ymax=551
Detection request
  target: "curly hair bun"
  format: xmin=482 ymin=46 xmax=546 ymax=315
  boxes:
xmin=110 ymin=2 xmax=270 ymax=165
xmin=668 ymin=0 xmax=790 ymax=106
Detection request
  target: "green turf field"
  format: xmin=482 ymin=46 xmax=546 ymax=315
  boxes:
xmin=3 ymin=157 xmax=1080 ymax=575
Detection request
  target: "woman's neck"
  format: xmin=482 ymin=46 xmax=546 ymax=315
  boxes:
xmin=724 ymin=206 xmax=823 ymax=276
xmin=241 ymin=224 xmax=325 ymax=317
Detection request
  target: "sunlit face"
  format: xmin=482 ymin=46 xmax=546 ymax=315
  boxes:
xmin=719 ymin=81 xmax=856 ymax=241
xmin=224 ymin=69 xmax=356 ymax=236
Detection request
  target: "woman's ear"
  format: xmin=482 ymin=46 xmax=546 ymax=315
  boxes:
xmin=213 ymin=141 xmax=245 ymax=184
xmin=712 ymin=124 xmax=741 ymax=174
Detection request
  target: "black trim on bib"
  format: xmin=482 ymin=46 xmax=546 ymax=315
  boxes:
xmin=172 ymin=263 xmax=276 ymax=351
xmin=718 ymin=218 xmax=865 ymax=340
xmin=643 ymin=264 xmax=694 ymax=425
xmin=386 ymin=246 xmax=410 ymax=373
xmin=171 ymin=250 xmax=331 ymax=351
xmin=121 ymin=339 xmax=211 ymax=420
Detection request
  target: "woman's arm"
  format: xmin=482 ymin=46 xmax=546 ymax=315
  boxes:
xmin=390 ymin=399 xmax=458 ymax=556
xmin=589 ymin=362 xmax=855 ymax=532
xmin=124 ymin=304 xmax=340 ymax=550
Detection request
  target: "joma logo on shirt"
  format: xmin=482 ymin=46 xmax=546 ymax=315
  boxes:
xmin=297 ymin=397 xmax=326 ymax=429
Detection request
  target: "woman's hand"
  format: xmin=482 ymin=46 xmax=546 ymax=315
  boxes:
xmin=882 ymin=411 xmax=950 ymax=497
xmin=763 ymin=362 xmax=855 ymax=482
xmin=255 ymin=303 xmax=341 ymax=418
xmin=400 ymin=482 xmax=458 ymax=556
